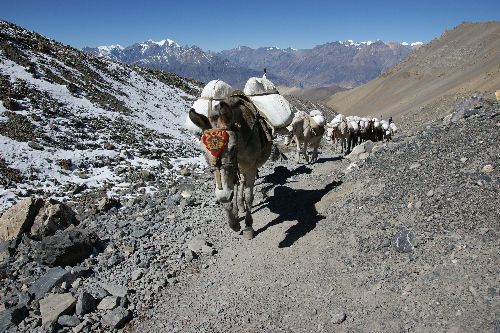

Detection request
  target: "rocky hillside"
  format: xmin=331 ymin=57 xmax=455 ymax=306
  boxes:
xmin=279 ymin=85 xmax=349 ymax=102
xmin=0 ymin=20 xmax=206 ymax=214
xmin=86 ymin=39 xmax=420 ymax=89
xmin=327 ymin=22 xmax=500 ymax=132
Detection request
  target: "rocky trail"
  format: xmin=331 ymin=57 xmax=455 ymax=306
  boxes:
xmin=131 ymin=98 xmax=499 ymax=333
xmin=0 ymin=97 xmax=498 ymax=333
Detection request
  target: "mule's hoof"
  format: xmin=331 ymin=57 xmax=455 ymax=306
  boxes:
xmin=229 ymin=222 xmax=241 ymax=232
xmin=242 ymin=227 xmax=254 ymax=240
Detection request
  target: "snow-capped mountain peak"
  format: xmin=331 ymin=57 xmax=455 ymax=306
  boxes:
xmin=145 ymin=38 xmax=180 ymax=48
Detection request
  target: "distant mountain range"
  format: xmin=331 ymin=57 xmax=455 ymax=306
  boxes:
xmin=83 ymin=41 xmax=261 ymax=88
xmin=84 ymin=39 xmax=423 ymax=88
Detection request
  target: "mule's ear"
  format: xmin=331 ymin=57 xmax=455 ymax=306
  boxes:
xmin=218 ymin=101 xmax=233 ymax=126
xmin=189 ymin=108 xmax=211 ymax=131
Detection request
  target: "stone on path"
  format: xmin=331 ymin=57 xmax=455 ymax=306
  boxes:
xmin=188 ymin=235 xmax=215 ymax=255
xmin=331 ymin=311 xmax=347 ymax=324
xmin=39 ymin=293 xmax=76 ymax=325
xmin=393 ymin=229 xmax=416 ymax=253
xmin=101 ymin=307 xmax=131 ymax=329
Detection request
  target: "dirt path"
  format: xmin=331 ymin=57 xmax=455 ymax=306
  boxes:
xmin=130 ymin=108 xmax=499 ymax=333
xmin=131 ymin=152 xmax=358 ymax=332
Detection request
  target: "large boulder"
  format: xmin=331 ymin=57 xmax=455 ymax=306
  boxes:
xmin=30 ymin=198 xmax=78 ymax=239
xmin=34 ymin=228 xmax=100 ymax=267
xmin=28 ymin=267 xmax=73 ymax=300
xmin=39 ymin=293 xmax=76 ymax=325
xmin=0 ymin=197 xmax=43 ymax=242
xmin=75 ymin=292 xmax=96 ymax=316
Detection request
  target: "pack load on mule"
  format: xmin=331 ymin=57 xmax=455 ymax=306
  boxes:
xmin=243 ymin=77 xmax=293 ymax=132
xmin=309 ymin=109 xmax=326 ymax=127
xmin=185 ymin=80 xmax=234 ymax=136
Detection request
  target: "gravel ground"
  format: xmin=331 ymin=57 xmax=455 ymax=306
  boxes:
xmin=1 ymin=99 xmax=498 ymax=333
xmin=130 ymin=99 xmax=498 ymax=332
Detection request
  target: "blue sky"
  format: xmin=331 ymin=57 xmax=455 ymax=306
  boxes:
xmin=1 ymin=0 xmax=499 ymax=51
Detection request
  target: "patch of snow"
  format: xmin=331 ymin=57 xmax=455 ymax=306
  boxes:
xmin=0 ymin=189 xmax=17 ymax=213
xmin=170 ymin=154 xmax=207 ymax=171
xmin=411 ymin=42 xmax=424 ymax=46
xmin=0 ymin=101 xmax=7 ymax=121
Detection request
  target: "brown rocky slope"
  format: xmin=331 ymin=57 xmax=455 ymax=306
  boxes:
xmin=327 ymin=22 xmax=500 ymax=132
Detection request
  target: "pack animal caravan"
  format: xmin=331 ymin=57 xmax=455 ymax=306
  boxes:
xmin=326 ymin=114 xmax=397 ymax=154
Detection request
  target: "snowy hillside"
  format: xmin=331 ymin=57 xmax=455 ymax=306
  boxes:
xmin=0 ymin=20 xmax=205 ymax=213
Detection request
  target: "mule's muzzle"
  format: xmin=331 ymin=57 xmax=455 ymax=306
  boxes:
xmin=215 ymin=188 xmax=234 ymax=203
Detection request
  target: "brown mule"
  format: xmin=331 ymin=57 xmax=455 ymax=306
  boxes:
xmin=189 ymin=93 xmax=273 ymax=239
xmin=285 ymin=115 xmax=325 ymax=163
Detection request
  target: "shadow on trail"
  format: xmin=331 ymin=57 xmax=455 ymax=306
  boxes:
xmin=252 ymin=165 xmax=313 ymax=213
xmin=315 ymin=155 xmax=343 ymax=164
xmin=254 ymin=179 xmax=341 ymax=248
xmin=261 ymin=165 xmax=312 ymax=186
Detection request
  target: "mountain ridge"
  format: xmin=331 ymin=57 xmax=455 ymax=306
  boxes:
xmin=84 ymin=38 xmax=422 ymax=88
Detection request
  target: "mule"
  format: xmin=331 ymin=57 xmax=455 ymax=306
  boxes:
xmin=285 ymin=114 xmax=325 ymax=163
xmin=328 ymin=120 xmax=352 ymax=154
xmin=188 ymin=93 xmax=273 ymax=239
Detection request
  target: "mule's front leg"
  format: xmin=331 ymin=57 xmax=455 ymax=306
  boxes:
xmin=295 ymin=137 xmax=301 ymax=163
xmin=223 ymin=192 xmax=240 ymax=232
xmin=237 ymin=176 xmax=245 ymax=213
xmin=242 ymin=169 xmax=257 ymax=240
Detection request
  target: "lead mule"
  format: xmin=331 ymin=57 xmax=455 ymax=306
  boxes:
xmin=189 ymin=93 xmax=273 ymax=239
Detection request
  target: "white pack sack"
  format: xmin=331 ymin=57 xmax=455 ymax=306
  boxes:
xmin=309 ymin=109 xmax=322 ymax=117
xmin=244 ymin=77 xmax=293 ymax=128
xmin=348 ymin=121 xmax=359 ymax=132
xmin=185 ymin=80 xmax=233 ymax=135
xmin=309 ymin=112 xmax=325 ymax=128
